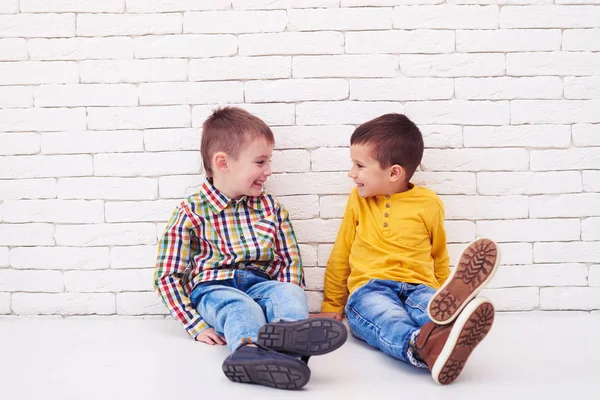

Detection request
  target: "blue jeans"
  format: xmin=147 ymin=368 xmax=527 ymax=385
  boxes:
xmin=345 ymin=279 xmax=435 ymax=368
xmin=189 ymin=269 xmax=309 ymax=352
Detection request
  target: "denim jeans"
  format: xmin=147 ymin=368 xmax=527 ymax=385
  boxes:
xmin=345 ymin=279 xmax=435 ymax=368
xmin=189 ymin=269 xmax=309 ymax=351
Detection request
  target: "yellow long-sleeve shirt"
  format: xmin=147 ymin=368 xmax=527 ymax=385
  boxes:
xmin=321 ymin=185 xmax=450 ymax=314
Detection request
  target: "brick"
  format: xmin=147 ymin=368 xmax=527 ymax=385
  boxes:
xmin=289 ymin=8 xmax=392 ymax=31
xmin=273 ymin=126 xmax=353 ymax=149
xmin=477 ymin=172 xmax=582 ymax=195
xmin=134 ymin=35 xmax=236 ymax=59
xmin=4 ymin=200 xmax=104 ymax=223
xmin=590 ymin=265 xmax=600 ymax=286
xmin=29 ymin=37 xmax=133 ymax=61
xmin=21 ymin=0 xmax=124 ymax=12
xmin=278 ymin=195 xmax=319 ymax=220
xmin=11 ymin=247 xmax=109 ymax=270
xmin=477 ymin=219 xmax=580 ymax=242
xmin=58 ymin=177 xmax=156 ymax=201
xmin=318 ymin=244 xmax=333 ymax=267
xmin=126 ymin=0 xmax=230 ymax=12
xmin=563 ymin=29 xmax=600 ymax=51
xmin=319 ymin=195 xmax=349 ymax=219
xmin=77 ymin=14 xmax=181 ymax=37
xmin=500 ymin=6 xmax=600 ymax=28
xmin=139 ymin=82 xmax=243 ymax=105
xmin=117 ymin=292 xmax=167 ymax=315
xmin=95 ymin=152 xmax=200 ymax=177
xmin=457 ymin=29 xmax=560 ymax=52
xmin=456 ymin=77 xmax=562 ymax=100
xmin=41 ymin=131 xmax=143 ymax=155
xmin=400 ymin=54 xmax=505 ymax=77
xmin=246 ymin=79 xmax=348 ymax=102
xmin=293 ymin=219 xmax=342 ymax=243
xmin=0 ymin=179 xmax=56 ymax=200
xmin=297 ymin=102 xmax=403 ymax=125
xmin=0 ymin=13 xmax=75 ymax=38
xmin=420 ymin=125 xmax=463 ymax=148
xmin=184 ymin=11 xmax=285 ymax=33
xmin=450 ymin=242 xmax=533 ymax=265
xmin=565 ymin=77 xmax=600 ymax=100
xmin=346 ymin=30 xmax=454 ymax=54
xmin=0 ymin=86 xmax=32 ymax=108
xmin=12 ymin=293 xmax=115 ymax=315
xmin=239 ymin=32 xmax=343 ymax=56
xmin=304 ymin=267 xmax=325 ymax=291
xmin=409 ymin=101 xmax=509 ymax=126
xmin=193 ymin=103 xmax=294 ymax=126
xmin=294 ymin=55 xmax=398 ymax=79
xmin=394 ymin=6 xmax=498 ymax=29
xmin=299 ymin=244 xmax=317 ymax=267
xmin=530 ymin=194 xmax=600 ymax=217
xmin=480 ymin=287 xmax=539 ymax=311
xmin=88 ymin=106 xmax=190 ymax=130
xmin=512 ymin=101 xmax=600 ymax=124
xmin=0 ymin=0 xmax=18 ymax=13
xmin=272 ymin=150 xmax=311 ymax=173
xmin=0 ymin=61 xmax=78 ymax=85
xmin=111 ymin=246 xmax=157 ymax=269
xmin=158 ymin=175 xmax=204 ymax=199
xmin=584 ymin=171 xmax=600 ymax=192
xmin=311 ymin=148 xmax=349 ymax=172
xmin=422 ymin=149 xmax=527 ymax=172
xmin=531 ymin=148 xmax=600 ymax=171
xmin=106 ymin=200 xmax=180 ymax=223
xmin=0 ymin=133 xmax=39 ymax=156
xmin=65 ymin=269 xmax=153 ymax=292
xmin=573 ymin=124 xmax=600 ymax=147
xmin=265 ymin=172 xmax=354 ymax=196
xmin=0 ymin=294 xmax=9 ymax=314
xmin=535 ymin=241 xmax=600 ymax=263
xmin=0 ymin=38 xmax=27 ymax=61
xmin=144 ymin=128 xmax=200 ymax=152
xmin=464 ymin=125 xmax=569 ymax=148
xmin=0 ymin=108 xmax=85 ymax=132
xmin=55 ymin=224 xmax=157 ymax=246
xmin=488 ymin=264 xmax=588 ymax=289
xmin=350 ymin=78 xmax=453 ymax=101
xmin=35 ymin=84 xmax=138 ymax=107
xmin=442 ymin=195 xmax=528 ymax=220
xmin=0 ymin=248 xmax=7 ymax=267
xmin=507 ymin=52 xmax=600 ymax=76
xmin=288 ymin=0 xmax=339 ymax=7
xmin=0 ymin=270 xmax=63 ymax=292
xmin=0 ymin=224 xmax=54 ymax=246
xmin=412 ymin=172 xmax=477 ymax=195
xmin=306 ymin=291 xmax=324 ymax=313
xmin=583 ymin=218 xmax=600 ymax=241
xmin=0 ymin=155 xmax=92 ymax=179
xmin=541 ymin=288 xmax=600 ymax=310
xmin=446 ymin=221 xmax=476 ymax=243
xmin=189 ymin=56 xmax=291 ymax=81
xmin=81 ymin=59 xmax=187 ymax=83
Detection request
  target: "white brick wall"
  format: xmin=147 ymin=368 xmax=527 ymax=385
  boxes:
xmin=1 ymin=2 xmax=599 ymax=317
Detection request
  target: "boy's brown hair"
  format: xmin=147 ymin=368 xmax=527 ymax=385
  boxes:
xmin=201 ymin=107 xmax=274 ymax=177
xmin=351 ymin=113 xmax=424 ymax=181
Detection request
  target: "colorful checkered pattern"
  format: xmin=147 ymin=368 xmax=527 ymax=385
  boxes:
xmin=154 ymin=179 xmax=304 ymax=338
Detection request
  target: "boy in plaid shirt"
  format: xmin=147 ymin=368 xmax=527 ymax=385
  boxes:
xmin=154 ymin=107 xmax=346 ymax=390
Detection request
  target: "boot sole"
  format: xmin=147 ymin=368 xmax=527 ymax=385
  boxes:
xmin=222 ymin=356 xmax=310 ymax=390
xmin=428 ymin=238 xmax=500 ymax=325
xmin=431 ymin=297 xmax=495 ymax=385
xmin=257 ymin=318 xmax=348 ymax=356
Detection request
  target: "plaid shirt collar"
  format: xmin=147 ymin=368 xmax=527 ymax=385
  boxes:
xmin=199 ymin=178 xmax=264 ymax=214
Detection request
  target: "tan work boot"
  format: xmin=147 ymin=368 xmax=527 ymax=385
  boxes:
xmin=416 ymin=297 xmax=495 ymax=385
xmin=428 ymin=238 xmax=500 ymax=325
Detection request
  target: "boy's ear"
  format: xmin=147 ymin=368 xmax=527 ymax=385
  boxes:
xmin=214 ymin=152 xmax=229 ymax=173
xmin=389 ymin=165 xmax=405 ymax=182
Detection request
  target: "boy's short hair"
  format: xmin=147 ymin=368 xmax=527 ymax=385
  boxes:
xmin=201 ymin=107 xmax=274 ymax=177
xmin=350 ymin=113 xmax=424 ymax=181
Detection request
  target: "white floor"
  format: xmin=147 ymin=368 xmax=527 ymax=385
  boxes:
xmin=0 ymin=312 xmax=597 ymax=400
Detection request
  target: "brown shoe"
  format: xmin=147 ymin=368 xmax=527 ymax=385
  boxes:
xmin=416 ymin=297 xmax=494 ymax=385
xmin=428 ymin=238 xmax=500 ymax=325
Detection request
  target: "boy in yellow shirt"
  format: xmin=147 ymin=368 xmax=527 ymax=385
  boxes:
xmin=314 ymin=113 xmax=500 ymax=385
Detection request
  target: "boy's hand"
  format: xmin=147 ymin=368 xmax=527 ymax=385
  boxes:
xmin=310 ymin=312 xmax=343 ymax=321
xmin=195 ymin=328 xmax=226 ymax=345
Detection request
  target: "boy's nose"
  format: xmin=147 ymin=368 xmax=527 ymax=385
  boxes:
xmin=348 ymin=169 xmax=356 ymax=179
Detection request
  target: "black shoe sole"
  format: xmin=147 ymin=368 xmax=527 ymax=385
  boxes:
xmin=222 ymin=357 xmax=310 ymax=390
xmin=257 ymin=318 xmax=348 ymax=356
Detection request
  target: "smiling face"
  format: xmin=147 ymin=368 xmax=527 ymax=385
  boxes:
xmin=348 ymin=143 xmax=407 ymax=198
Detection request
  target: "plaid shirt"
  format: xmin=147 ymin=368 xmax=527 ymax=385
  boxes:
xmin=154 ymin=179 xmax=304 ymax=338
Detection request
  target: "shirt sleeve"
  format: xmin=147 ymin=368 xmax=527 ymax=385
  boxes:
xmin=321 ymin=190 xmax=357 ymax=314
xmin=429 ymin=202 xmax=450 ymax=287
xmin=154 ymin=205 xmax=209 ymax=339
xmin=273 ymin=203 xmax=304 ymax=287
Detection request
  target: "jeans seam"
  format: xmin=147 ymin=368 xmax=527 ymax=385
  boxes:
xmin=347 ymin=305 xmax=408 ymax=352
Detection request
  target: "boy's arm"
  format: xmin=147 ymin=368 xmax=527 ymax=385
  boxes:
xmin=321 ymin=192 xmax=357 ymax=315
xmin=430 ymin=203 xmax=450 ymax=287
xmin=154 ymin=206 xmax=209 ymax=339
xmin=273 ymin=204 xmax=304 ymax=287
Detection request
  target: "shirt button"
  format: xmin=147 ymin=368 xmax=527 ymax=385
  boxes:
xmin=241 ymin=235 xmax=245 ymax=239
xmin=384 ymin=213 xmax=389 ymax=217
xmin=385 ymin=203 xmax=390 ymax=208
xmin=383 ymin=222 xmax=388 ymax=227
xmin=385 ymin=195 xmax=390 ymax=199
xmin=245 ymin=255 xmax=250 ymax=259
